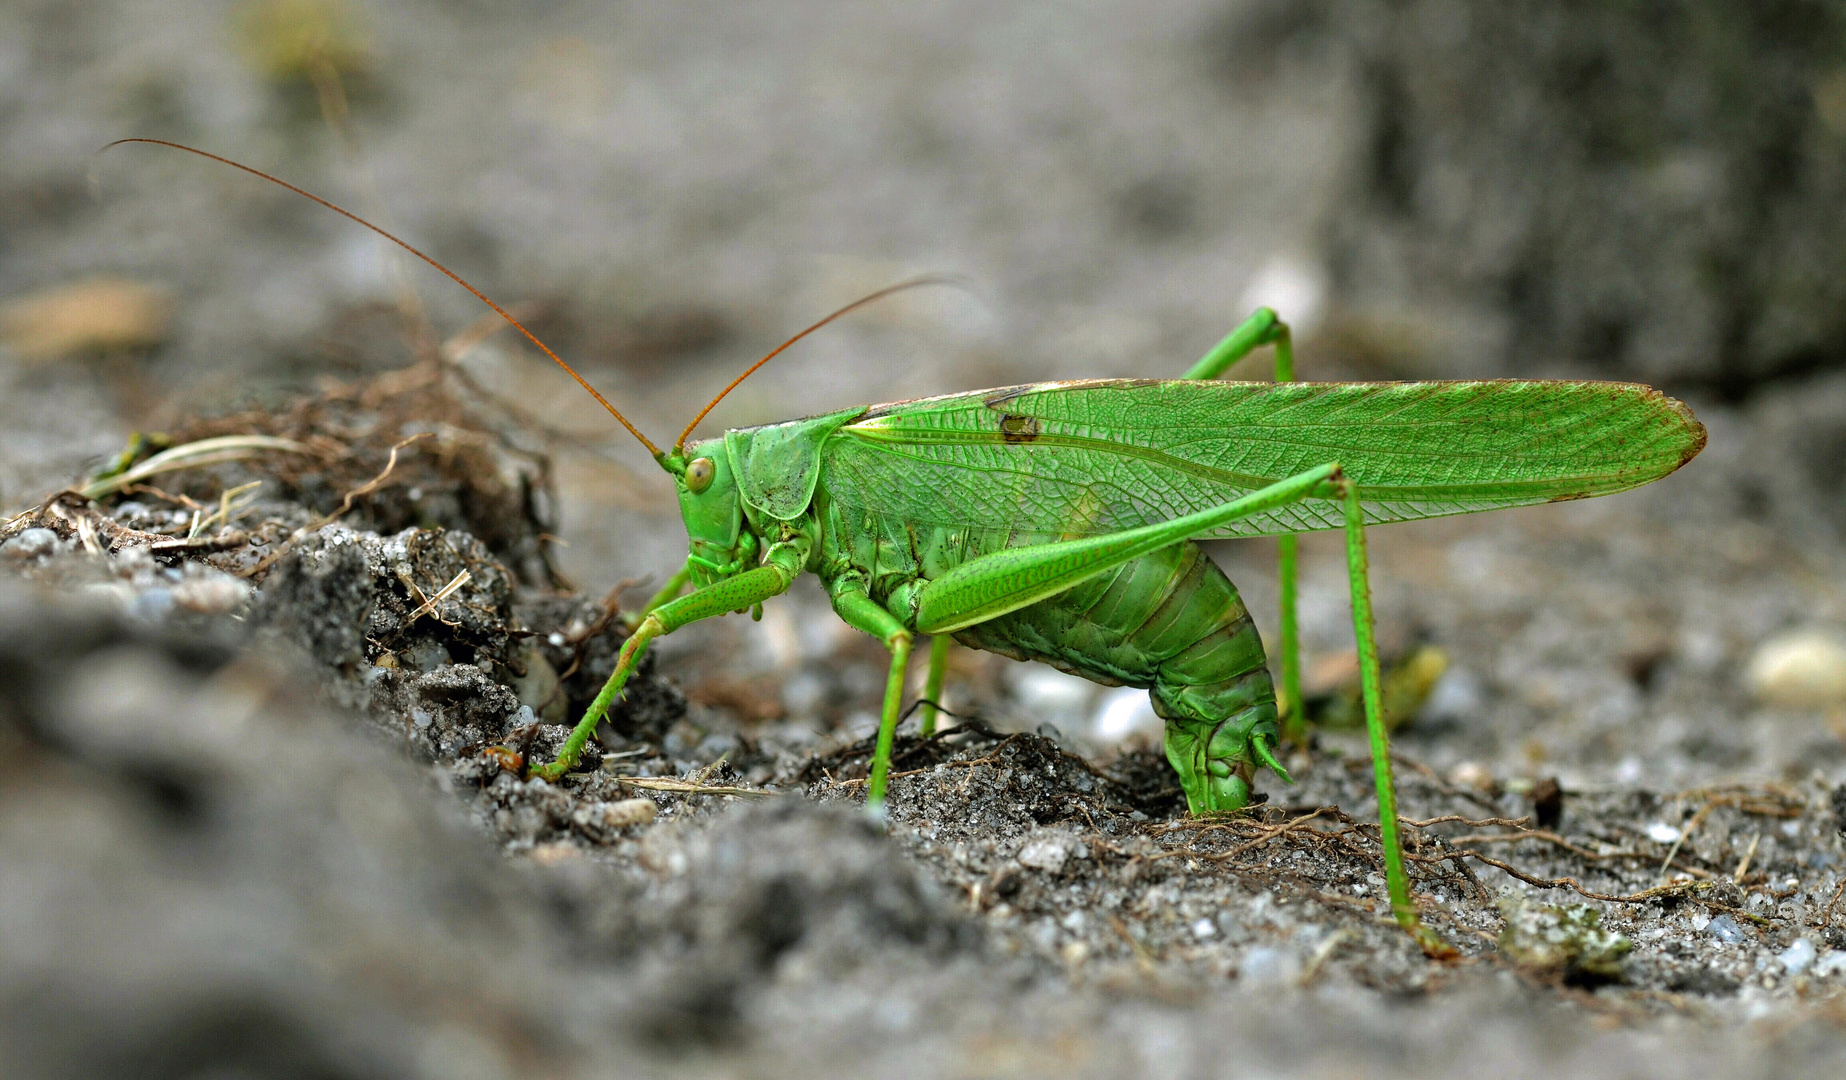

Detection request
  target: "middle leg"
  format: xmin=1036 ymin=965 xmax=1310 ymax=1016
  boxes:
xmin=1183 ymin=307 xmax=1304 ymax=741
xmin=916 ymin=634 xmax=952 ymax=737
xmin=828 ymin=579 xmax=915 ymax=808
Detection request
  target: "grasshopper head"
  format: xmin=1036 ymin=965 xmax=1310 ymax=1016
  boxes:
xmin=666 ymin=438 xmax=755 ymax=587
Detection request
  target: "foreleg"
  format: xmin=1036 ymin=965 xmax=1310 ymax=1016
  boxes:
xmin=531 ymin=560 xmax=795 ymax=781
xmin=622 ymin=561 xmax=693 ymax=630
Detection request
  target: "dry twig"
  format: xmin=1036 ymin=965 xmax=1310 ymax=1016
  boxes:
xmin=613 ymin=776 xmax=777 ymax=799
xmin=403 ymin=569 xmax=471 ymax=627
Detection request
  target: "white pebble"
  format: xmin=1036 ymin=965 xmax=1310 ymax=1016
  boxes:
xmin=1240 ymin=946 xmax=1301 ymax=987
xmin=1745 ymin=629 xmax=1846 ymax=709
xmin=1016 ymin=835 xmax=1072 ymax=874
xmin=1 ymin=528 xmax=58 ymax=560
xmin=1447 ymin=761 xmax=1494 ymax=792
xmin=1780 ymin=938 xmax=1817 ymax=975
xmin=172 ymin=573 xmax=251 ymax=614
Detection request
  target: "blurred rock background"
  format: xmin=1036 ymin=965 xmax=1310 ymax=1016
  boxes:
xmin=1312 ymin=0 xmax=1846 ymax=395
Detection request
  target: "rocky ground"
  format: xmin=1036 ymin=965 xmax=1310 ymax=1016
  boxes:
xmin=6 ymin=1 xmax=1846 ymax=1076
xmin=2 ymin=369 xmax=1845 ymax=1079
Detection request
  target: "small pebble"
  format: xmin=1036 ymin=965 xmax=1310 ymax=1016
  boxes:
xmin=1 ymin=527 xmax=59 ymax=560
xmin=1191 ymin=917 xmax=1216 ymax=940
xmin=1240 ymin=946 xmax=1300 ymax=987
xmin=1780 ymin=938 xmax=1817 ymax=975
xmin=1645 ymin=822 xmax=1682 ymax=844
xmin=1017 ymin=834 xmax=1073 ymax=874
xmin=1448 ymin=761 xmax=1495 ymax=792
xmin=171 ymin=572 xmax=251 ymax=614
xmin=1706 ymin=914 xmax=1745 ymax=945
xmin=1745 ymin=629 xmax=1846 ymax=709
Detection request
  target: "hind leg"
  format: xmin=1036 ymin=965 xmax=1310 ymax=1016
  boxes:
xmin=1336 ymin=475 xmax=1454 ymax=958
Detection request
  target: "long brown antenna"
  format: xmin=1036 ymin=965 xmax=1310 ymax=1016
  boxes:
xmin=675 ymin=274 xmax=961 ymax=453
xmin=99 ymin=138 xmax=663 ymax=458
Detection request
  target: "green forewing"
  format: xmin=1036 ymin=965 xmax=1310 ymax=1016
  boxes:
xmin=819 ymin=380 xmax=1704 ymax=538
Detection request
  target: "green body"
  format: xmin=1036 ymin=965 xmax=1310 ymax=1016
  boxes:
xmin=738 ymin=404 xmax=1280 ymax=810
xmin=539 ymin=313 xmax=1705 ymax=957
xmin=666 ymin=377 xmax=1703 ymax=811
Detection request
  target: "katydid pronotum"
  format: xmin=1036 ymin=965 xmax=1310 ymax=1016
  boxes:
xmin=114 ymin=140 xmax=1707 ymax=955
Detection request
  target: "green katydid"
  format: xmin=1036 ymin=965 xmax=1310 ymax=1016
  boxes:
xmin=115 ymin=140 xmax=1706 ymax=956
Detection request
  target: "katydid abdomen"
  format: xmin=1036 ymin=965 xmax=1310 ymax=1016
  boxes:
xmin=814 ymin=496 xmax=1278 ymax=812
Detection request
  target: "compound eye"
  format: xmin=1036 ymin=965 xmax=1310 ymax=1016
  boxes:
xmin=685 ymin=457 xmax=715 ymax=494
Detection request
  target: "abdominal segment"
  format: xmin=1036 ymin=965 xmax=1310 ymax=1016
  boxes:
xmin=948 ymin=540 xmax=1275 ymax=730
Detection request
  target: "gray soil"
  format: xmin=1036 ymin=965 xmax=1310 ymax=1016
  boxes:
xmin=4 ymin=3 xmax=1846 ymax=1078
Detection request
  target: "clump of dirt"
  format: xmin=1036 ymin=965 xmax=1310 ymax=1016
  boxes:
xmin=145 ymin=362 xmax=565 ymax=587
xmin=2 ymin=368 xmax=688 ymax=763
